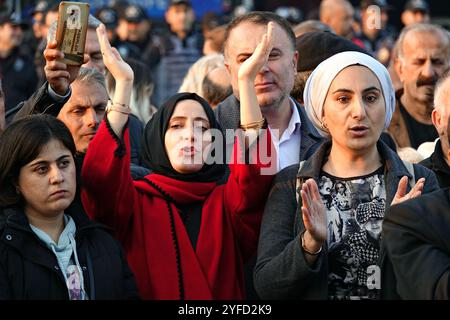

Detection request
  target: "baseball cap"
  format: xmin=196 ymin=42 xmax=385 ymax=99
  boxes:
xmin=31 ymin=0 xmax=52 ymax=16
xmin=360 ymin=0 xmax=393 ymax=10
xmin=404 ymin=0 xmax=429 ymax=13
xmin=96 ymin=7 xmax=119 ymax=28
xmin=122 ymin=4 xmax=148 ymax=23
xmin=0 ymin=12 xmax=29 ymax=28
xmin=169 ymin=0 xmax=192 ymax=7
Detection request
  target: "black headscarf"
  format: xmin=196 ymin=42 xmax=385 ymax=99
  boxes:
xmin=141 ymin=92 xmax=226 ymax=183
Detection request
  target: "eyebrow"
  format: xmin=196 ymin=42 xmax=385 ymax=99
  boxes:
xmin=331 ymin=87 xmax=381 ymax=94
xmin=28 ymin=154 xmax=72 ymax=167
xmin=170 ymin=116 xmax=209 ymax=122
xmin=236 ymin=47 xmax=280 ymax=60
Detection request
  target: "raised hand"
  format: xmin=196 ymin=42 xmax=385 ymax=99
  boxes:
xmin=301 ymin=179 xmax=327 ymax=252
xmin=44 ymin=40 xmax=87 ymax=95
xmin=96 ymin=23 xmax=133 ymax=83
xmin=238 ymin=21 xmax=275 ymax=82
xmin=391 ymin=176 xmax=425 ymax=206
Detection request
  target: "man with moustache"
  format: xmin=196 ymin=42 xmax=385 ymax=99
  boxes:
xmin=388 ymin=24 xmax=450 ymax=149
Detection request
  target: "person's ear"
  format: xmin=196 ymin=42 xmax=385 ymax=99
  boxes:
xmin=14 ymin=182 xmax=21 ymax=195
xmin=293 ymin=50 xmax=299 ymax=72
xmin=394 ymin=56 xmax=405 ymax=83
xmin=431 ymin=109 xmax=441 ymax=131
xmin=321 ymin=116 xmax=328 ymax=130
xmin=224 ymin=61 xmax=231 ymax=74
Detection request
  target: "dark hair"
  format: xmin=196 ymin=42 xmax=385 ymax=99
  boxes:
xmin=334 ymin=181 xmax=347 ymax=193
xmin=0 ymin=115 xmax=76 ymax=207
xmin=202 ymin=73 xmax=233 ymax=107
xmin=291 ymin=70 xmax=313 ymax=103
xmin=223 ymin=11 xmax=296 ymax=57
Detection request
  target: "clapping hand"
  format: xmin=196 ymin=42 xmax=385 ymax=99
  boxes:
xmin=301 ymin=179 xmax=327 ymax=252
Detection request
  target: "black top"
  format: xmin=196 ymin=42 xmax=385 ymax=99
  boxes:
xmin=177 ymin=202 xmax=203 ymax=251
xmin=419 ymin=139 xmax=450 ymax=188
xmin=398 ymin=102 xmax=438 ymax=149
xmin=140 ymin=92 xmax=226 ymax=183
xmin=0 ymin=205 xmax=139 ymax=299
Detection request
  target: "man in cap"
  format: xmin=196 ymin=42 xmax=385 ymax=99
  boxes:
xmin=116 ymin=4 xmax=161 ymax=72
xmin=401 ymin=0 xmax=430 ymax=27
xmin=0 ymin=12 xmax=37 ymax=113
xmin=95 ymin=6 xmax=140 ymax=61
xmin=30 ymin=0 xmax=50 ymax=46
xmin=152 ymin=0 xmax=202 ymax=106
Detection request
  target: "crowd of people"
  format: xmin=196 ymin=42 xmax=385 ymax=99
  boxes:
xmin=0 ymin=0 xmax=449 ymax=300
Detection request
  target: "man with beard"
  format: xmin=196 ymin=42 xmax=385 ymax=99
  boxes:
xmin=215 ymin=11 xmax=322 ymax=172
xmin=388 ymin=24 xmax=449 ymax=149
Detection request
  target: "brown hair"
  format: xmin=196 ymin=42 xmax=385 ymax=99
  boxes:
xmin=0 ymin=115 xmax=76 ymax=207
xmin=223 ymin=11 xmax=296 ymax=57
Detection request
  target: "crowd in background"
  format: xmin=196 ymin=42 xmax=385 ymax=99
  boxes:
xmin=0 ymin=0 xmax=450 ymax=300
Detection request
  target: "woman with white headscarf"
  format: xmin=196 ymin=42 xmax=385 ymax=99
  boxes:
xmin=254 ymin=51 xmax=439 ymax=300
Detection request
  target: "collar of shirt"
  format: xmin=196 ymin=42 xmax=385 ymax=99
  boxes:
xmin=269 ymin=98 xmax=302 ymax=144
xmin=268 ymin=98 xmax=302 ymax=171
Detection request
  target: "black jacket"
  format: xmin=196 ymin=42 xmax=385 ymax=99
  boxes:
xmin=383 ymin=188 xmax=450 ymax=299
xmin=0 ymin=205 xmax=139 ymax=300
xmin=0 ymin=46 xmax=38 ymax=113
xmin=9 ymin=82 xmax=70 ymax=122
xmin=419 ymin=139 xmax=450 ymax=188
xmin=254 ymin=139 xmax=439 ymax=299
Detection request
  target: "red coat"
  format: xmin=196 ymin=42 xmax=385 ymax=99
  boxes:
xmin=81 ymin=121 xmax=274 ymax=299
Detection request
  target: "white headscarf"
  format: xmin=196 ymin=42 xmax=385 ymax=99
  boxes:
xmin=303 ymin=51 xmax=395 ymax=137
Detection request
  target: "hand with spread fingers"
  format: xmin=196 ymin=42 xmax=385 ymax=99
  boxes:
xmin=301 ymin=179 xmax=327 ymax=261
xmin=391 ymin=176 xmax=426 ymax=206
xmin=44 ymin=40 xmax=88 ymax=95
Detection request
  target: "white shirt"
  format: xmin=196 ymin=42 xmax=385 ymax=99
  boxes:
xmin=268 ymin=98 xmax=301 ymax=172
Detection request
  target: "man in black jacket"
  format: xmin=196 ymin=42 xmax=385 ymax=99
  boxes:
xmin=0 ymin=13 xmax=38 ymax=113
xmin=383 ymin=187 xmax=450 ymax=299
xmin=419 ymin=70 xmax=450 ymax=188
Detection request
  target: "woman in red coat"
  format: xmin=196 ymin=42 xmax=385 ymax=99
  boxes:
xmin=81 ymin=23 xmax=276 ymax=299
